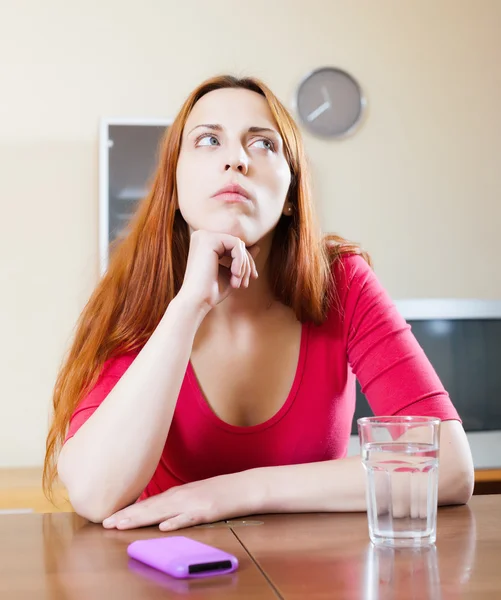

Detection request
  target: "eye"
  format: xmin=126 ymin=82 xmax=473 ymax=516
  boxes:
xmin=196 ymin=134 xmax=220 ymax=147
xmin=251 ymin=138 xmax=275 ymax=152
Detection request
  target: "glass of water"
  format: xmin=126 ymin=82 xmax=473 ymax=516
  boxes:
xmin=357 ymin=416 xmax=440 ymax=547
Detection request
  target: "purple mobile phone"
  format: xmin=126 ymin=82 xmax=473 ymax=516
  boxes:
xmin=127 ymin=536 xmax=239 ymax=579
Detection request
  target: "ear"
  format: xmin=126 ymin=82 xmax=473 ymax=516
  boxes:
xmin=282 ymin=202 xmax=293 ymax=217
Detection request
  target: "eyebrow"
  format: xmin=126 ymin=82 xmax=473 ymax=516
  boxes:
xmin=187 ymin=124 xmax=279 ymax=137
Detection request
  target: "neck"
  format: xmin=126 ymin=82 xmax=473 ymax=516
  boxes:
xmin=216 ymin=265 xmax=275 ymax=317
xmin=194 ymin=260 xmax=279 ymax=350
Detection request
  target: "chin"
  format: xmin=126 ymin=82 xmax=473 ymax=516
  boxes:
xmin=204 ymin=219 xmax=257 ymax=247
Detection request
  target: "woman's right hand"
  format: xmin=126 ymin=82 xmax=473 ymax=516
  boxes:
xmin=177 ymin=230 xmax=260 ymax=312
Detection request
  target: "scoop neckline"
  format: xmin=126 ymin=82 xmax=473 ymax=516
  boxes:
xmin=187 ymin=322 xmax=310 ymax=434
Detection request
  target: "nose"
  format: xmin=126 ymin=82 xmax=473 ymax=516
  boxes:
xmin=224 ymin=147 xmax=249 ymax=175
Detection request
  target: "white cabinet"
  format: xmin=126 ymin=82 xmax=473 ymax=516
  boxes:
xmin=99 ymin=119 xmax=171 ymax=274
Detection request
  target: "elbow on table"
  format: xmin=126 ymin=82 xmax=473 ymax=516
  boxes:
xmin=438 ymin=421 xmax=475 ymax=506
xmin=439 ymin=461 xmax=475 ymax=506
xmin=57 ymin=444 xmax=127 ymax=523
xmin=63 ymin=480 xmax=116 ymax=524
xmin=456 ymin=464 xmax=475 ymax=504
xmin=58 ymin=466 xmax=117 ymax=525
xmin=71 ymin=496 xmax=113 ymax=524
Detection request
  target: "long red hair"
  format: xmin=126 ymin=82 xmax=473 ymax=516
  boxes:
xmin=43 ymin=75 xmax=370 ymax=499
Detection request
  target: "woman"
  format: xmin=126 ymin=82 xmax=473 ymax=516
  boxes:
xmin=44 ymin=75 xmax=474 ymax=531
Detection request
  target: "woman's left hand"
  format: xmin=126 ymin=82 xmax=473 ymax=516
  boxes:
xmin=101 ymin=471 xmax=261 ymax=531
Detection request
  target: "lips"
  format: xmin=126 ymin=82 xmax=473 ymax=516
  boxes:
xmin=212 ymin=184 xmax=252 ymax=201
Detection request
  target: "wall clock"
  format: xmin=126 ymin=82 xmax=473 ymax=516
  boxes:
xmin=295 ymin=67 xmax=366 ymax=139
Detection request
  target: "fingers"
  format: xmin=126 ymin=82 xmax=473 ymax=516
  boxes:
xmin=248 ymin=246 xmax=259 ymax=279
xmin=102 ymin=499 xmax=171 ymax=530
xmin=216 ymin=234 xmax=259 ymax=290
xmin=228 ymin=241 xmax=258 ymax=289
xmin=159 ymin=513 xmax=199 ymax=532
xmin=230 ymin=240 xmax=246 ymax=287
xmin=242 ymin=252 xmax=251 ymax=289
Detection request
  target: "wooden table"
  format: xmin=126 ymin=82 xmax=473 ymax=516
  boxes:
xmin=236 ymin=495 xmax=501 ymax=599
xmin=0 ymin=495 xmax=499 ymax=599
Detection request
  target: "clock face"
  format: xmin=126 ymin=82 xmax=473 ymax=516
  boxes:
xmin=295 ymin=67 xmax=365 ymax=138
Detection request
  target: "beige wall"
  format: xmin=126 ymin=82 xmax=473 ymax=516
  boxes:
xmin=1 ymin=0 xmax=500 ymax=467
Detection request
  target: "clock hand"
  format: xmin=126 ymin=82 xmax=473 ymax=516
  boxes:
xmin=322 ymin=86 xmax=331 ymax=104
xmin=306 ymin=101 xmax=330 ymax=122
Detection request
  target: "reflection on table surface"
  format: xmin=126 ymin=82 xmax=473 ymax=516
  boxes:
xmin=363 ymin=502 xmax=476 ymax=600
xmin=39 ymin=513 xmax=272 ymax=599
xmin=127 ymin=556 xmax=239 ymax=595
xmin=218 ymin=496 xmax=498 ymax=599
xmin=0 ymin=494 xmax=497 ymax=598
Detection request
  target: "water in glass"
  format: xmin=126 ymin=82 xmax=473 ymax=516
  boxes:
xmin=362 ymin=441 xmax=438 ymax=547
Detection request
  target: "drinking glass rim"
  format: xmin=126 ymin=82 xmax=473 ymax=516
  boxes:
xmin=357 ymin=415 xmax=441 ymax=426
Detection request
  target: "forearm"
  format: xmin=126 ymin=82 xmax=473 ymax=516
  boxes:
xmin=249 ymin=423 xmax=474 ymax=516
xmin=254 ymin=456 xmax=367 ymax=514
xmin=58 ymin=296 xmax=208 ymax=521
